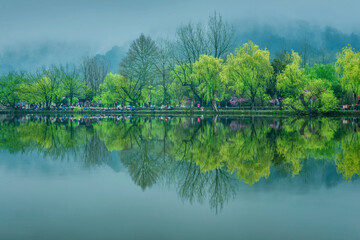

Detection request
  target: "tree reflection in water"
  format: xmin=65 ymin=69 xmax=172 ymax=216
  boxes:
xmin=0 ymin=114 xmax=359 ymax=212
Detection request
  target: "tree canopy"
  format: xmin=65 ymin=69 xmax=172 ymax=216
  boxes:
xmin=1 ymin=13 xmax=360 ymax=112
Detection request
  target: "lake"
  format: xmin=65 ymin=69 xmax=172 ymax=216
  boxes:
xmin=0 ymin=114 xmax=359 ymax=240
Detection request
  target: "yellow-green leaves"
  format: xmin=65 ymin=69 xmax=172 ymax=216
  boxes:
xmin=221 ymin=41 xmax=273 ymax=107
xmin=0 ymin=72 xmax=25 ymax=107
xmin=276 ymin=51 xmax=339 ymax=112
xmin=305 ymin=79 xmax=339 ymax=112
xmin=336 ymin=134 xmax=360 ymax=181
xmin=276 ymin=51 xmax=307 ymax=98
xmin=98 ymin=73 xmax=126 ymax=105
xmin=192 ymin=55 xmax=224 ymax=102
xmin=336 ymin=45 xmax=360 ymax=100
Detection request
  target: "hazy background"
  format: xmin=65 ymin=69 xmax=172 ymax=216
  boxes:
xmin=1 ymin=0 xmax=360 ymax=74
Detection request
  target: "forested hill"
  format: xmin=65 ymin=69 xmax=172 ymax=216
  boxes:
xmin=236 ymin=22 xmax=360 ymax=64
xmin=0 ymin=42 xmax=93 ymax=75
xmin=1 ymin=21 xmax=359 ymax=75
xmin=93 ymin=46 xmax=127 ymax=73
xmin=0 ymin=42 xmax=128 ymax=75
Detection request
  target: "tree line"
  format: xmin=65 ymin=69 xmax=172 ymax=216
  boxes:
xmin=1 ymin=13 xmax=360 ymax=112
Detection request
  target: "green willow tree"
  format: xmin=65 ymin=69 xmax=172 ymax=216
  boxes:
xmin=192 ymin=55 xmax=224 ymax=111
xmin=0 ymin=72 xmax=25 ymax=108
xmin=20 ymin=76 xmax=58 ymax=109
xmin=96 ymin=73 xmax=127 ymax=106
xmin=277 ymin=51 xmax=338 ymax=112
xmin=276 ymin=51 xmax=307 ymax=110
xmin=335 ymin=45 xmax=360 ymax=103
xmin=221 ymin=41 xmax=273 ymax=109
xmin=20 ymin=66 xmax=64 ymax=109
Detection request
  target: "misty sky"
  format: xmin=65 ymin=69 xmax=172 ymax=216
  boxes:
xmin=1 ymin=0 xmax=360 ymax=53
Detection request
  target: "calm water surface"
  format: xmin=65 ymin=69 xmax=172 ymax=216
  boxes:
xmin=0 ymin=114 xmax=359 ymax=240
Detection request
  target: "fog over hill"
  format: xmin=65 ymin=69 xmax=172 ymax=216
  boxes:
xmin=1 ymin=19 xmax=359 ymax=75
xmin=0 ymin=42 xmax=127 ymax=75
xmin=1 ymin=0 xmax=360 ymax=74
xmin=0 ymin=42 xmax=95 ymax=74
xmin=235 ymin=21 xmax=360 ymax=63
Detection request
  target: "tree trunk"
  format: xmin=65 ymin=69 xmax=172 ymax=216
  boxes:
xmin=189 ymin=84 xmax=202 ymax=105
xmin=212 ymin=115 xmax=218 ymax=136
xmin=251 ymin=94 xmax=255 ymax=110
xmin=212 ymin=90 xmax=218 ymax=112
xmin=354 ymin=91 xmax=357 ymax=104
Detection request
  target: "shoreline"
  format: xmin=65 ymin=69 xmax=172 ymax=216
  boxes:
xmin=1 ymin=109 xmax=360 ymax=117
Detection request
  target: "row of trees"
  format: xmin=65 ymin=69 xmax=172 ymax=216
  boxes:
xmin=0 ymin=59 xmax=109 ymax=109
xmin=1 ymin=13 xmax=360 ymax=112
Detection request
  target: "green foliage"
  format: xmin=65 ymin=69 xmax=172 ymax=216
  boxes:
xmin=167 ymin=80 xmax=188 ymax=106
xmin=0 ymin=72 xmax=25 ymax=108
xmin=336 ymin=133 xmax=360 ymax=181
xmin=307 ymin=63 xmax=344 ymax=101
xmin=97 ymin=73 xmax=126 ymax=106
xmin=305 ymin=79 xmax=338 ymax=112
xmin=191 ymin=55 xmax=224 ymax=110
xmin=267 ymin=58 xmax=287 ymax=98
xmin=277 ymin=51 xmax=307 ymax=98
xmin=1 ymin=39 xmax=359 ymax=112
xmin=120 ymin=34 xmax=158 ymax=104
xmin=276 ymin=52 xmax=339 ymax=112
xmin=192 ymin=55 xmax=224 ymax=102
xmin=221 ymin=41 xmax=273 ymax=107
xmin=221 ymin=125 xmax=273 ymax=185
xmin=307 ymin=64 xmax=338 ymax=83
xmin=20 ymin=76 xmax=61 ymax=108
xmin=319 ymin=90 xmax=338 ymax=112
xmin=2 ymin=114 xmax=360 ymax=212
xmin=61 ymin=74 xmax=84 ymax=104
xmin=336 ymin=45 xmax=360 ymax=102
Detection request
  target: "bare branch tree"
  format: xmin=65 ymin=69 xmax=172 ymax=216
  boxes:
xmin=81 ymin=56 xmax=110 ymax=97
xmin=120 ymin=33 xmax=158 ymax=105
xmin=171 ymin=13 xmax=234 ymax=105
xmin=154 ymin=40 xmax=173 ymax=105
xmin=119 ymin=55 xmax=144 ymax=105
xmin=207 ymin=12 xmax=234 ymax=59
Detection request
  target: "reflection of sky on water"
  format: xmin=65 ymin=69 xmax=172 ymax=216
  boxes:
xmin=0 ymin=147 xmax=358 ymax=195
xmin=0 ymin=115 xmax=360 ymax=239
xmin=0 ymin=150 xmax=359 ymax=240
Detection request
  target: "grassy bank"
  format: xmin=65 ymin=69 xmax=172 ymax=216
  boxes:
xmin=1 ymin=109 xmax=360 ymax=117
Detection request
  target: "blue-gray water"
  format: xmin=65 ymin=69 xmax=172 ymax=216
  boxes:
xmin=0 ymin=114 xmax=359 ymax=240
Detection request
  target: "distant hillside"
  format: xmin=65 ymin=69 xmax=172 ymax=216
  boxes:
xmin=0 ymin=42 xmax=127 ymax=75
xmin=234 ymin=21 xmax=360 ymax=63
xmin=0 ymin=42 xmax=94 ymax=75
xmin=1 ymin=21 xmax=359 ymax=75
xmin=94 ymin=46 xmax=127 ymax=73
